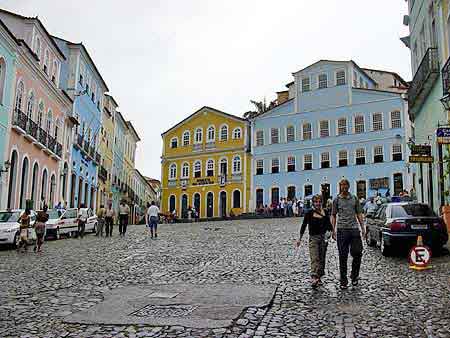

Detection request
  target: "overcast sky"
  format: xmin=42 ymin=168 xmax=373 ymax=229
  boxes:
xmin=1 ymin=1 xmax=411 ymax=179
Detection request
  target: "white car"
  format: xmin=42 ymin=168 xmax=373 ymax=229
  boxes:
xmin=45 ymin=208 xmax=76 ymax=239
xmin=0 ymin=210 xmax=37 ymax=247
xmin=81 ymin=208 xmax=98 ymax=233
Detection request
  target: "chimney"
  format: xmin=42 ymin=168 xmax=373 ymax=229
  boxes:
xmin=277 ymin=91 xmax=289 ymax=105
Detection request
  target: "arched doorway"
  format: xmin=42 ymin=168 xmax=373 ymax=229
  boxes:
xmin=256 ymin=189 xmax=264 ymax=209
xmin=271 ymin=187 xmax=279 ymax=205
xmin=194 ymin=193 xmax=201 ymax=217
xmin=219 ymin=191 xmax=227 ymax=217
xmin=41 ymin=169 xmax=48 ymax=207
xmin=49 ymin=174 xmax=56 ymax=207
xmin=207 ymin=192 xmax=214 ymax=218
xmin=19 ymin=157 xmax=29 ymax=209
xmin=84 ymin=182 xmax=89 ymax=207
xmin=181 ymin=194 xmax=188 ymax=218
xmin=77 ymin=177 xmax=83 ymax=207
xmin=169 ymin=195 xmax=176 ymax=213
xmin=31 ymin=163 xmax=39 ymax=209
xmin=233 ymin=190 xmax=241 ymax=208
xmin=7 ymin=150 xmax=18 ymax=209
xmin=90 ymin=186 xmax=95 ymax=209
xmin=61 ymin=162 xmax=68 ymax=203
xmin=70 ymin=173 xmax=76 ymax=207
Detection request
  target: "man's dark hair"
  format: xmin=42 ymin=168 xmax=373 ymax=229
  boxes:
xmin=151 ymin=201 xmax=155 ymax=206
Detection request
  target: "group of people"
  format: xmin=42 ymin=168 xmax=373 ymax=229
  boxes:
xmin=297 ymin=179 xmax=365 ymax=289
xmin=17 ymin=206 xmax=49 ymax=253
xmin=95 ymin=201 xmax=130 ymax=237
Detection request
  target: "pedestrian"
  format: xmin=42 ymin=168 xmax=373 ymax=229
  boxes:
xmin=77 ymin=203 xmax=88 ymax=238
xmin=97 ymin=204 xmax=106 ymax=237
xmin=17 ymin=208 xmax=31 ymax=252
xmin=363 ymin=197 xmax=377 ymax=217
xmin=34 ymin=205 xmax=49 ymax=253
xmin=292 ymin=200 xmax=298 ymax=217
xmin=296 ymin=194 xmax=332 ymax=288
xmin=147 ymin=201 xmax=160 ymax=239
xmin=118 ymin=201 xmax=130 ymax=236
xmin=105 ymin=204 xmax=115 ymax=237
xmin=331 ymin=179 xmax=366 ymax=289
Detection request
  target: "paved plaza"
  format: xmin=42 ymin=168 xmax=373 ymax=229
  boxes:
xmin=0 ymin=218 xmax=449 ymax=338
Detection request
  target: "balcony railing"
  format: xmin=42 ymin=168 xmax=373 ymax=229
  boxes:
xmin=77 ymin=134 xmax=83 ymax=147
xmin=99 ymin=166 xmax=108 ymax=181
xmin=27 ymin=119 xmax=38 ymax=139
xmin=408 ymin=47 xmax=439 ymax=117
xmin=56 ymin=143 xmax=63 ymax=158
xmin=13 ymin=109 xmax=28 ymax=131
xmin=83 ymin=140 xmax=90 ymax=154
xmin=47 ymin=135 xmax=56 ymax=153
xmin=442 ymin=56 xmax=450 ymax=95
xmin=89 ymin=146 xmax=95 ymax=158
xmin=38 ymin=128 xmax=48 ymax=146
xmin=95 ymin=152 xmax=101 ymax=164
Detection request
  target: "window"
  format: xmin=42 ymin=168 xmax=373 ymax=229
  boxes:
xmin=359 ymin=76 xmax=363 ymax=87
xmin=355 ymin=148 xmax=366 ymax=165
xmin=336 ymin=70 xmax=346 ymax=85
xmin=338 ymin=150 xmax=348 ymax=167
xmin=271 ymin=158 xmax=280 ymax=174
xmin=391 ymin=111 xmax=402 ymax=129
xmin=43 ymin=50 xmax=50 ymax=74
xmin=233 ymin=190 xmax=241 ymax=208
xmin=37 ymin=102 xmax=44 ymax=127
xmin=169 ymin=163 xmax=177 ymax=179
xmin=353 ymin=70 xmax=358 ymax=87
xmin=79 ymin=73 xmax=83 ymax=86
xmin=182 ymin=162 xmax=189 ymax=178
xmin=170 ymin=137 xmax=178 ymax=149
xmin=318 ymin=73 xmax=328 ymax=89
xmin=302 ymin=122 xmax=312 ymax=140
xmin=337 ymin=118 xmax=347 ymax=136
xmin=51 ymin=61 xmax=58 ymax=84
xmin=372 ymin=113 xmax=383 ymax=131
xmin=207 ymin=125 xmax=215 ymax=141
xmin=0 ymin=59 xmax=5 ymax=104
xmin=321 ymin=152 xmax=330 ymax=168
xmin=354 ymin=115 xmax=365 ymax=134
xmin=194 ymin=161 xmax=201 ymax=178
xmin=256 ymin=189 xmax=264 ymax=208
xmin=304 ymin=184 xmax=313 ymax=197
xmin=233 ymin=127 xmax=242 ymax=139
xmin=232 ymin=156 xmax=241 ymax=174
xmin=183 ymin=131 xmax=190 ymax=146
xmin=374 ymin=145 xmax=384 ymax=163
xmin=26 ymin=92 xmax=35 ymax=119
xmin=319 ymin=120 xmax=329 ymax=138
xmin=46 ymin=110 xmax=53 ymax=134
xmin=302 ymin=77 xmax=310 ymax=92
xmin=271 ymin=128 xmax=279 ymax=144
xmin=271 ymin=187 xmax=280 ymax=204
xmin=286 ymin=125 xmax=295 ymax=142
xmin=256 ymin=159 xmax=264 ymax=175
xmin=287 ymin=156 xmax=295 ymax=172
xmin=256 ymin=130 xmax=264 ymax=146
xmin=304 ymin=154 xmax=312 ymax=170
xmin=195 ymin=128 xmax=202 ymax=143
xmin=392 ymin=144 xmax=403 ymax=161
xmin=14 ymin=81 xmax=24 ymax=112
xmin=220 ymin=125 xmax=228 ymax=141
xmin=287 ymin=186 xmax=296 ymax=200
xmin=35 ymin=37 xmax=41 ymax=59
xmin=207 ymin=159 xmax=214 ymax=177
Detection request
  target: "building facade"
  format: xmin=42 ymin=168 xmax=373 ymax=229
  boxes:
xmin=251 ymin=60 xmax=411 ymax=209
xmin=161 ymin=106 xmax=251 ymax=218
xmin=111 ymin=111 xmax=127 ymax=212
xmin=54 ymin=37 xmax=108 ymax=210
xmin=124 ymin=121 xmax=140 ymax=222
xmin=0 ymin=19 xmax=17 ymax=209
xmin=0 ymin=11 xmax=75 ymax=210
xmin=403 ymin=0 xmax=450 ymax=211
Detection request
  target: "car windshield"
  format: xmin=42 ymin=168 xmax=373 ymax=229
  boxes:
xmin=391 ymin=204 xmax=436 ymax=218
xmin=0 ymin=211 xmax=21 ymax=223
xmin=47 ymin=209 xmax=62 ymax=219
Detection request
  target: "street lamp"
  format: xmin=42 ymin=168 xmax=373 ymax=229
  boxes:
xmin=440 ymin=93 xmax=450 ymax=111
xmin=0 ymin=160 xmax=11 ymax=177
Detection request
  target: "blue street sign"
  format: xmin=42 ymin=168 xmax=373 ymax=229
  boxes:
xmin=437 ymin=127 xmax=450 ymax=144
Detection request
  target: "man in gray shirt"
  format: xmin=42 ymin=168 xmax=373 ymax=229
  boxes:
xmin=331 ymin=179 xmax=366 ymax=289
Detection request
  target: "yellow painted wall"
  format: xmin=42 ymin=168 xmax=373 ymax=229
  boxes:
xmin=161 ymin=107 xmax=251 ymax=218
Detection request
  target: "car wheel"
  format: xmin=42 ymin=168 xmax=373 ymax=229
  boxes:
xmin=366 ymin=231 xmax=376 ymax=247
xmin=380 ymin=233 xmax=391 ymax=257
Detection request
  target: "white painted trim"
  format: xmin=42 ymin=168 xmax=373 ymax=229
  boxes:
xmin=354 ymin=146 xmax=367 ymax=165
xmin=206 ymin=125 xmax=216 ymax=142
xmin=370 ymin=111 xmax=384 ymax=132
xmin=232 ymin=188 xmax=242 ymax=209
xmin=219 ymin=124 xmax=229 ymax=141
xmin=232 ymin=127 xmax=242 ymax=140
xmin=205 ymin=191 xmax=214 ymax=217
xmin=181 ymin=161 xmax=190 ymax=179
xmin=372 ymin=144 xmax=385 ymax=163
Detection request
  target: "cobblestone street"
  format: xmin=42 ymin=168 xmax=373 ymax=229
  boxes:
xmin=1 ymin=218 xmax=449 ymax=338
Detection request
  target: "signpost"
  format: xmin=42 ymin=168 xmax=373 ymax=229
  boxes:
xmin=436 ymin=127 xmax=450 ymax=144
xmin=409 ymin=144 xmax=433 ymax=163
xmin=409 ymin=236 xmax=432 ymax=270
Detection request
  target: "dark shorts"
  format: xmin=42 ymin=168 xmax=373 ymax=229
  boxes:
xmin=149 ymin=216 xmax=158 ymax=229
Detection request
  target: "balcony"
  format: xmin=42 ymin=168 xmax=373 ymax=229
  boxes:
xmin=46 ymin=135 xmax=56 ymax=155
xmin=25 ymin=119 xmax=38 ymax=141
xmin=56 ymin=143 xmax=63 ymax=158
xmin=95 ymin=153 xmax=101 ymax=164
xmin=12 ymin=109 xmax=27 ymax=134
xmin=76 ymin=134 xmax=83 ymax=149
xmin=83 ymin=140 xmax=90 ymax=154
xmin=99 ymin=166 xmax=108 ymax=182
xmin=408 ymin=47 xmax=439 ymax=119
xmin=193 ymin=143 xmax=203 ymax=152
xmin=38 ymin=128 xmax=48 ymax=148
xmin=441 ymin=56 xmax=450 ymax=95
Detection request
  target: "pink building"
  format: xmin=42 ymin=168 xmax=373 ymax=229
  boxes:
xmin=0 ymin=9 xmax=75 ymax=209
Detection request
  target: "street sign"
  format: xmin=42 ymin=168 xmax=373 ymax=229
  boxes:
xmin=409 ymin=245 xmax=432 ymax=270
xmin=410 ymin=144 xmax=432 ymax=156
xmin=409 ymin=155 xmax=434 ymax=163
xmin=436 ymin=127 xmax=450 ymax=144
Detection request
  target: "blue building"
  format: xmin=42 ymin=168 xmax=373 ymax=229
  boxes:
xmin=111 ymin=110 xmax=127 ymax=212
xmin=54 ymin=37 xmax=109 ymax=209
xmin=250 ymin=60 xmax=412 ymax=209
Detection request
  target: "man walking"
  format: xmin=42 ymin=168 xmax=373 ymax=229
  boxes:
xmin=147 ymin=201 xmax=160 ymax=239
xmin=331 ymin=179 xmax=366 ymax=289
xmin=118 ymin=201 xmax=130 ymax=236
xmin=105 ymin=204 xmax=115 ymax=237
xmin=97 ymin=204 xmax=106 ymax=237
xmin=77 ymin=203 xmax=88 ymax=239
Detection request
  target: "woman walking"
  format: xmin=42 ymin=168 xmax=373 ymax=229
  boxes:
xmin=17 ymin=208 xmax=31 ymax=252
xmin=296 ymin=195 xmax=332 ymax=288
xmin=34 ymin=205 xmax=49 ymax=253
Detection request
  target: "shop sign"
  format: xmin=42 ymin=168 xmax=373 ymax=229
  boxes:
xmin=369 ymin=177 xmax=389 ymax=190
xmin=436 ymin=127 xmax=450 ymax=144
xmin=410 ymin=144 xmax=431 ymax=156
xmin=409 ymin=155 xmax=434 ymax=163
xmin=192 ymin=178 xmax=214 ymax=186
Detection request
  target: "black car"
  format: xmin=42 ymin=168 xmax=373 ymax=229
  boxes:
xmin=365 ymin=202 xmax=448 ymax=256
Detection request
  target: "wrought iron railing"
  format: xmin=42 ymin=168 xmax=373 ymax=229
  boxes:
xmin=13 ymin=109 xmax=28 ymax=130
xmin=408 ymin=47 xmax=439 ymax=108
xmin=89 ymin=146 xmax=95 ymax=158
xmin=27 ymin=119 xmax=38 ymax=139
xmin=56 ymin=143 xmax=63 ymax=157
xmin=99 ymin=166 xmax=108 ymax=181
xmin=442 ymin=56 xmax=450 ymax=95
xmin=95 ymin=152 xmax=101 ymax=164
xmin=83 ymin=140 xmax=90 ymax=154
xmin=38 ymin=128 xmax=48 ymax=146
xmin=47 ymin=135 xmax=56 ymax=153
xmin=77 ymin=134 xmax=83 ymax=147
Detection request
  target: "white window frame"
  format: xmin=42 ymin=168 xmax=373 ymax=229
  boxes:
xmin=256 ymin=130 xmax=264 ymax=146
xmin=287 ymin=155 xmax=296 ymax=172
xmin=194 ymin=127 xmax=203 ymax=144
xmin=232 ymin=155 xmax=242 ymax=174
xmin=320 ymin=152 xmax=330 ymax=169
xmin=373 ymin=145 xmax=384 ymax=163
xmin=336 ymin=117 xmax=347 ymax=136
xmin=354 ymin=115 xmax=365 ymax=134
xmin=319 ymin=120 xmax=330 ymax=138
xmin=169 ymin=163 xmax=177 ymax=180
xmin=271 ymin=157 xmax=280 ymax=173
xmin=271 ymin=128 xmax=280 ymax=144
xmin=170 ymin=137 xmax=178 ymax=149
xmin=256 ymin=159 xmax=264 ymax=175
xmin=194 ymin=160 xmax=202 ymax=178
xmin=355 ymin=147 xmax=366 ymax=165
xmin=304 ymin=153 xmax=313 ymax=170
xmin=232 ymin=127 xmax=242 ymax=139
xmin=335 ymin=69 xmax=346 ymax=86
xmin=183 ymin=130 xmax=190 ymax=146
xmin=220 ymin=124 xmax=228 ymax=141
xmin=372 ymin=112 xmax=384 ymax=131
xmin=206 ymin=159 xmax=215 ymax=176
xmin=207 ymin=125 xmax=215 ymax=142
xmin=302 ymin=122 xmax=312 ymax=140
xmin=390 ymin=111 xmax=402 ymax=129
xmin=181 ymin=162 xmax=189 ymax=178
xmin=286 ymin=125 xmax=295 ymax=142
xmin=318 ymin=73 xmax=328 ymax=89
xmin=338 ymin=150 xmax=348 ymax=167
xmin=392 ymin=144 xmax=403 ymax=161
xmin=301 ymin=76 xmax=310 ymax=92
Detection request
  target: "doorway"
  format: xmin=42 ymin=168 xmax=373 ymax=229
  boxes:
xmin=207 ymin=192 xmax=214 ymax=217
xmin=181 ymin=194 xmax=188 ymax=218
xmin=321 ymin=183 xmax=330 ymax=202
xmin=194 ymin=193 xmax=200 ymax=217
xmin=356 ymin=180 xmax=366 ymax=200
xmin=219 ymin=191 xmax=227 ymax=217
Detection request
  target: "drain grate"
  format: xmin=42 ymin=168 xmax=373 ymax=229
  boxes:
xmin=130 ymin=304 xmax=197 ymax=318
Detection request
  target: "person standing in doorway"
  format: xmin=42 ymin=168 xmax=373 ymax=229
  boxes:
xmin=118 ymin=201 xmax=130 ymax=236
xmin=34 ymin=205 xmax=49 ymax=253
xmin=97 ymin=204 xmax=106 ymax=237
xmin=331 ymin=179 xmax=366 ymax=289
xmin=105 ymin=204 xmax=115 ymax=237
xmin=147 ymin=201 xmax=160 ymax=239
xmin=77 ymin=203 xmax=88 ymax=239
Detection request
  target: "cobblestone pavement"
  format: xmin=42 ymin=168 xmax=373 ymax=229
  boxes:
xmin=0 ymin=218 xmax=449 ymax=338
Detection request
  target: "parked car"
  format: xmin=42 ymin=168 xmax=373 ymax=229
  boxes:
xmin=0 ymin=209 xmax=37 ymax=247
xmin=80 ymin=208 xmax=98 ymax=233
xmin=366 ymin=202 xmax=448 ymax=256
xmin=45 ymin=208 xmax=75 ymax=239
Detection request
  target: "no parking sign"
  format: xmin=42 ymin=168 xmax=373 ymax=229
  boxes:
xmin=409 ymin=245 xmax=432 ymax=270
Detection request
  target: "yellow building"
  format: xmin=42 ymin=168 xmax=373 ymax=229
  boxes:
xmin=161 ymin=106 xmax=251 ymax=218
xmin=97 ymin=93 xmax=117 ymax=211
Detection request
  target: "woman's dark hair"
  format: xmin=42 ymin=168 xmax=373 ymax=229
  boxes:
xmin=312 ymin=194 xmax=322 ymax=204
xmin=43 ymin=205 xmax=48 ymax=212
xmin=24 ymin=208 xmax=31 ymax=215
